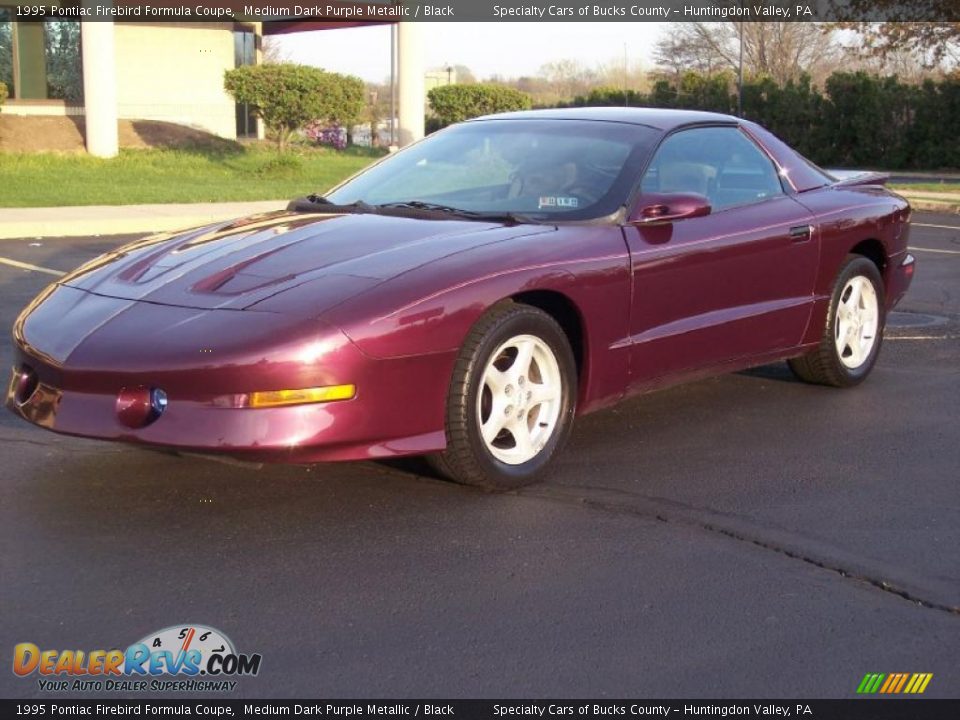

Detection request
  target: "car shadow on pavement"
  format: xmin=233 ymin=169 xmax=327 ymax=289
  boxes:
xmin=735 ymin=362 xmax=801 ymax=383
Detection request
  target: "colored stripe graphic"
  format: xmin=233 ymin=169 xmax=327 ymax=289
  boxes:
xmin=883 ymin=673 xmax=902 ymax=693
xmin=858 ymin=673 xmax=933 ymax=694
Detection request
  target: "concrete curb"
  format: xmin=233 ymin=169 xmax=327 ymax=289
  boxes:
xmin=0 ymin=200 xmax=289 ymax=239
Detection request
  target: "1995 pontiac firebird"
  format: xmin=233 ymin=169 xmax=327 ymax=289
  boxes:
xmin=8 ymin=108 xmax=914 ymax=489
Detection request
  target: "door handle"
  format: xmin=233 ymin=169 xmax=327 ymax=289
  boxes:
xmin=789 ymin=225 xmax=813 ymax=241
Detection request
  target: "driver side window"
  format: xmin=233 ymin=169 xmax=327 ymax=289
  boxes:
xmin=641 ymin=127 xmax=784 ymax=211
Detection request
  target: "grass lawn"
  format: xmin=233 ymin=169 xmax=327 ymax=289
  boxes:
xmin=0 ymin=145 xmax=383 ymax=208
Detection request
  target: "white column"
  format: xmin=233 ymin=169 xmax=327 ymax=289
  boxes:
xmin=397 ymin=21 xmax=425 ymax=147
xmin=81 ymin=21 xmax=119 ymax=158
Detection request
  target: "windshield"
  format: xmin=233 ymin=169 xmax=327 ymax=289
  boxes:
xmin=326 ymin=119 xmax=659 ymax=220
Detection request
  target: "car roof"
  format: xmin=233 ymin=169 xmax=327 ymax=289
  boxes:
xmin=470 ymin=107 xmax=740 ymax=131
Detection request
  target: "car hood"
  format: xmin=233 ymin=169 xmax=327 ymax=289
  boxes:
xmin=59 ymin=210 xmax=552 ymax=314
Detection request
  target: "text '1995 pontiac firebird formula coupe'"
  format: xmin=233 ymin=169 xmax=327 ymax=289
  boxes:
xmin=8 ymin=109 xmax=914 ymax=489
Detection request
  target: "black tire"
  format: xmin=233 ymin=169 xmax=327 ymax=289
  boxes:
xmin=429 ymin=301 xmax=577 ymax=490
xmin=788 ymin=254 xmax=886 ymax=387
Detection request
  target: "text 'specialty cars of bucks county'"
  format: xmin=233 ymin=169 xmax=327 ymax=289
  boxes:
xmin=7 ymin=108 xmax=914 ymax=490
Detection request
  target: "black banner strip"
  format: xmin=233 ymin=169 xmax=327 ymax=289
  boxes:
xmin=2 ymin=699 xmax=960 ymax=720
xmin=4 ymin=1 xmax=960 ymax=23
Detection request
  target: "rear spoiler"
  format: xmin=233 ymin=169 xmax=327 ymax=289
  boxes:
xmin=830 ymin=171 xmax=890 ymax=188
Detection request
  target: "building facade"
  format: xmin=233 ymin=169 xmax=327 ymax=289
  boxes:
xmin=0 ymin=5 xmax=426 ymax=157
xmin=0 ymin=10 xmax=262 ymax=146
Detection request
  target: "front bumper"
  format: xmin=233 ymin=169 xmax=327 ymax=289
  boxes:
xmin=886 ymin=252 xmax=916 ymax=310
xmin=6 ymin=285 xmax=453 ymax=462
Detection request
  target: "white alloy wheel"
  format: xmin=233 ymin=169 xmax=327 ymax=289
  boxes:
xmin=476 ymin=334 xmax=563 ymax=465
xmin=834 ymin=275 xmax=880 ymax=369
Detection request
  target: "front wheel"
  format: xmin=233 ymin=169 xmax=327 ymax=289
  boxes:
xmin=788 ymin=255 xmax=885 ymax=387
xmin=429 ymin=302 xmax=577 ymax=490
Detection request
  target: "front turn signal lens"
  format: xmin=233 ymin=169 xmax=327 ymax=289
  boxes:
xmin=248 ymin=384 xmax=356 ymax=408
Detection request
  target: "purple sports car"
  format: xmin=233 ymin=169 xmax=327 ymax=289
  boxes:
xmin=7 ymin=108 xmax=914 ymax=489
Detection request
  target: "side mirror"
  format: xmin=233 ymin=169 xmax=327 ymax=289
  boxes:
xmin=628 ymin=193 xmax=711 ymax=224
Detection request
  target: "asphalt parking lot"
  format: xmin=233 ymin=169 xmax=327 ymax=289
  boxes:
xmin=0 ymin=213 xmax=957 ymax=699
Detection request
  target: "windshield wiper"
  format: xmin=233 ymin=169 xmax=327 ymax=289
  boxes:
xmin=304 ymin=196 xmax=533 ymax=223
xmin=376 ymin=200 xmax=531 ymax=224
xmin=303 ymin=195 xmax=378 ymax=213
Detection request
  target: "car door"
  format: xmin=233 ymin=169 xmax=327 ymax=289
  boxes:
xmin=622 ymin=125 xmax=819 ymax=387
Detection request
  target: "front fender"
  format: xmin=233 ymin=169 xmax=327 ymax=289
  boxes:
xmin=322 ymin=225 xmax=633 ymax=413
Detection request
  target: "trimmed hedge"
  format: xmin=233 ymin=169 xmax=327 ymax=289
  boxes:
xmin=428 ymin=84 xmax=532 ymax=129
xmin=560 ymin=71 xmax=960 ymax=170
xmin=224 ymin=64 xmax=364 ymax=151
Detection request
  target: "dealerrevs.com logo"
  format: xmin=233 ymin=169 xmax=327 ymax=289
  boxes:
xmin=13 ymin=624 xmax=261 ymax=692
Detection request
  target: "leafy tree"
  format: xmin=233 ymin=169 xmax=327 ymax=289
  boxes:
xmin=224 ymin=63 xmax=365 ymax=151
xmin=427 ymin=84 xmax=532 ymax=127
xmin=0 ymin=12 xmax=13 ymax=94
xmin=44 ymin=21 xmax=82 ymax=101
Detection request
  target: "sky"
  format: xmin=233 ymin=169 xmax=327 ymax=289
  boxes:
xmin=272 ymin=22 xmax=668 ymax=83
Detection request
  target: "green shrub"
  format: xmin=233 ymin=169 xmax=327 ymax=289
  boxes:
xmin=427 ymin=84 xmax=532 ymax=128
xmin=557 ymin=71 xmax=960 ymax=170
xmin=0 ymin=81 xmax=8 ymax=110
xmin=570 ymin=86 xmax=648 ymax=108
xmin=224 ymin=64 xmax=365 ymax=152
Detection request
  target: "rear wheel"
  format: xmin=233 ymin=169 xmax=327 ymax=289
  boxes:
xmin=789 ymin=255 xmax=885 ymax=387
xmin=429 ymin=302 xmax=577 ymax=490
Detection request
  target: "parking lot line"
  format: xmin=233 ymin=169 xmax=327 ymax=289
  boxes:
xmin=908 ymin=246 xmax=960 ymax=255
xmin=886 ymin=335 xmax=957 ymax=341
xmin=913 ymin=222 xmax=960 ymax=230
xmin=0 ymin=257 xmax=65 ymax=276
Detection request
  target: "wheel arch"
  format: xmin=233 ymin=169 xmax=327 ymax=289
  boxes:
xmin=801 ymin=236 xmax=891 ymax=348
xmin=849 ymin=238 xmax=887 ymax=276
xmin=509 ymin=289 xmax=586 ymax=385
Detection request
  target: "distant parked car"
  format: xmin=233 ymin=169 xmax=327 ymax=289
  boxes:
xmin=8 ymin=108 xmax=914 ymax=489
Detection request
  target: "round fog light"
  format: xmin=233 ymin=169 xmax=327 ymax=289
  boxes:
xmin=117 ymin=386 xmax=167 ymax=429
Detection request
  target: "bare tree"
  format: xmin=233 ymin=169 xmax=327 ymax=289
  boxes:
xmin=262 ymin=36 xmax=290 ymax=65
xmin=654 ymin=22 xmax=840 ymax=85
xmin=452 ymin=65 xmax=477 ymax=84
xmin=835 ymin=20 xmax=960 ymax=68
xmin=537 ymin=59 xmax=600 ymax=101
xmin=596 ymin=56 xmax=652 ymax=94
xmin=653 ymin=24 xmax=732 ymax=78
xmin=836 ymin=42 xmax=949 ymax=84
